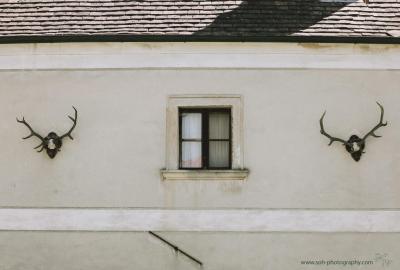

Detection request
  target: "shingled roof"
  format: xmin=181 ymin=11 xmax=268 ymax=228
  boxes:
xmin=0 ymin=0 xmax=399 ymax=42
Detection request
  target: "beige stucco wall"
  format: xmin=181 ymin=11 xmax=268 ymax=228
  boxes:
xmin=0 ymin=42 xmax=399 ymax=269
xmin=0 ymin=68 xmax=399 ymax=208
xmin=0 ymin=231 xmax=398 ymax=270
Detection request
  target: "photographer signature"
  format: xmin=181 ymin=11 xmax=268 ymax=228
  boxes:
xmin=374 ymin=253 xmax=392 ymax=267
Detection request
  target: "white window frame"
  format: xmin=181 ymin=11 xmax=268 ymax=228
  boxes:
xmin=161 ymin=94 xmax=248 ymax=181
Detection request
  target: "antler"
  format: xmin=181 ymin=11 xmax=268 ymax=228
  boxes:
xmin=320 ymin=111 xmax=349 ymax=146
xmin=362 ymin=102 xmax=387 ymax=141
xmin=60 ymin=106 xmax=78 ymax=140
xmin=16 ymin=117 xmax=45 ymax=152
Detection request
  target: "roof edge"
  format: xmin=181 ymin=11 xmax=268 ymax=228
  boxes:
xmin=0 ymin=35 xmax=399 ymax=44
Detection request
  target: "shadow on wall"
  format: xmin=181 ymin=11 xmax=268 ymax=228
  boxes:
xmin=195 ymin=0 xmax=347 ymax=37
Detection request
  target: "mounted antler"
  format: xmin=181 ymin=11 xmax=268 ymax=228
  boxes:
xmin=16 ymin=117 xmax=46 ymax=152
xmin=17 ymin=106 xmax=78 ymax=159
xmin=361 ymin=102 xmax=387 ymax=142
xmin=320 ymin=112 xmax=349 ymax=146
xmin=319 ymin=102 xmax=388 ymax=162
xmin=60 ymin=106 xmax=78 ymax=140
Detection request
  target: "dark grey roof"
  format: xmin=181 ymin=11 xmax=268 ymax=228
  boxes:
xmin=0 ymin=0 xmax=399 ymax=41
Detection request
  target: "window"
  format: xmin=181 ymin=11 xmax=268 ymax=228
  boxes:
xmin=179 ymin=109 xmax=231 ymax=169
xmin=162 ymin=95 xmax=248 ymax=181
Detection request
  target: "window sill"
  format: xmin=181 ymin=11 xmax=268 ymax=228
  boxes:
xmin=160 ymin=169 xmax=249 ymax=181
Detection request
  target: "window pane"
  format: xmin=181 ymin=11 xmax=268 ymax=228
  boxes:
xmin=181 ymin=142 xmax=202 ymax=168
xmin=209 ymin=112 xmax=230 ymax=139
xmin=209 ymin=141 xmax=229 ymax=168
xmin=181 ymin=113 xmax=202 ymax=140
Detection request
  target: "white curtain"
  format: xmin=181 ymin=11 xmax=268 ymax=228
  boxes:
xmin=209 ymin=112 xmax=230 ymax=167
xmin=209 ymin=112 xmax=229 ymax=139
xmin=181 ymin=113 xmax=202 ymax=139
xmin=209 ymin=141 xmax=229 ymax=167
xmin=181 ymin=142 xmax=202 ymax=168
xmin=181 ymin=113 xmax=202 ymax=168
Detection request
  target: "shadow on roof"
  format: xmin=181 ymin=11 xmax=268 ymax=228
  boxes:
xmin=194 ymin=0 xmax=348 ymax=37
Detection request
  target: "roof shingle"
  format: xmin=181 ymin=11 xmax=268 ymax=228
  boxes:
xmin=0 ymin=0 xmax=399 ymax=39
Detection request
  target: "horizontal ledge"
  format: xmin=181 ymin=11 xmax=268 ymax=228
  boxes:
xmin=0 ymin=209 xmax=400 ymax=232
xmin=168 ymin=94 xmax=242 ymax=99
xmin=0 ymin=53 xmax=400 ymax=70
xmin=160 ymin=169 xmax=249 ymax=181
